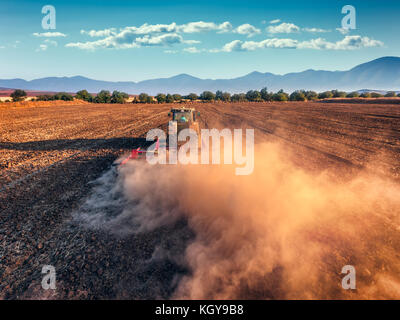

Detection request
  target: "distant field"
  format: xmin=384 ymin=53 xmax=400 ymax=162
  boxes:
xmin=2 ymin=101 xmax=399 ymax=184
xmin=1 ymin=101 xmax=400 ymax=299
xmin=0 ymin=102 xmax=169 ymax=186
xmin=196 ymin=101 xmax=400 ymax=179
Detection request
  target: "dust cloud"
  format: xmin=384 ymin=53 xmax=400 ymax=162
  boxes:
xmin=77 ymin=142 xmax=400 ymax=299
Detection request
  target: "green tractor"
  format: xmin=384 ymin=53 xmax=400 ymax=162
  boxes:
xmin=116 ymin=107 xmax=201 ymax=165
xmin=168 ymin=108 xmax=201 ymax=145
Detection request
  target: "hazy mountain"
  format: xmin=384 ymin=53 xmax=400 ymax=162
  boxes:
xmin=1 ymin=57 xmax=399 ymax=95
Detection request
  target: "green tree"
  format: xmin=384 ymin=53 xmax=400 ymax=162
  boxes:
xmin=215 ymin=90 xmax=224 ymax=101
xmin=131 ymin=96 xmax=139 ymax=103
xmin=187 ymin=93 xmax=198 ymax=101
xmin=221 ymin=92 xmax=231 ymax=102
xmin=172 ymin=94 xmax=182 ymax=102
xmin=111 ymin=91 xmax=129 ymax=103
xmin=36 ymin=94 xmax=54 ymax=101
xmin=305 ymin=91 xmax=318 ymax=100
xmin=370 ymin=92 xmax=383 ymax=98
xmin=166 ymin=94 xmax=174 ymax=103
xmin=139 ymin=93 xmax=150 ymax=103
xmin=94 ymin=90 xmax=112 ymax=103
xmin=200 ymin=91 xmax=216 ymax=101
xmin=289 ymin=90 xmax=306 ymax=101
xmin=346 ymin=91 xmax=360 ymax=98
xmin=360 ymin=92 xmax=371 ymax=98
xmin=245 ymin=90 xmax=261 ymax=102
xmin=54 ymin=92 xmax=74 ymax=101
xmin=76 ymin=89 xmax=93 ymax=102
xmin=11 ymin=89 xmax=27 ymax=102
xmin=331 ymin=90 xmax=347 ymax=98
xmin=318 ymin=91 xmax=334 ymax=99
xmin=271 ymin=89 xmax=289 ymax=101
xmin=155 ymin=93 xmax=166 ymax=103
xmin=260 ymin=87 xmax=271 ymax=101
xmin=231 ymin=93 xmax=246 ymax=102
xmin=385 ymin=91 xmax=396 ymax=97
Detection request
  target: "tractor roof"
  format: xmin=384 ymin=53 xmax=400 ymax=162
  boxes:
xmin=170 ymin=107 xmax=196 ymax=112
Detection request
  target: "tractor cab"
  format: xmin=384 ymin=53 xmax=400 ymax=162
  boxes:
xmin=169 ymin=108 xmax=198 ymax=123
xmin=168 ymin=107 xmax=200 ymax=144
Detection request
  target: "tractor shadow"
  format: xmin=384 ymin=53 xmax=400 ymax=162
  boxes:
xmin=0 ymin=137 xmax=155 ymax=152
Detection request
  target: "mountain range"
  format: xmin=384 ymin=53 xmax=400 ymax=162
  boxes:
xmin=1 ymin=56 xmax=400 ymax=95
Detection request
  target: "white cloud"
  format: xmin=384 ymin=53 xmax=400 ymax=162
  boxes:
xmin=33 ymin=32 xmax=66 ymax=37
xmin=244 ymin=38 xmax=298 ymax=50
xmin=215 ymin=35 xmax=383 ymax=52
xmin=35 ymin=39 xmax=59 ymax=52
xmin=219 ymin=38 xmax=298 ymax=52
xmin=183 ymin=47 xmax=203 ymax=53
xmin=298 ymin=35 xmax=384 ymax=50
xmin=65 ymin=36 xmax=139 ymax=50
xmin=269 ymin=19 xmax=281 ymax=24
xmin=234 ymin=24 xmax=261 ymax=37
xmin=267 ymin=22 xmax=300 ymax=34
xmin=184 ymin=39 xmax=201 ymax=44
xmin=69 ymin=20 xmax=352 ymax=52
xmin=80 ymin=28 xmax=116 ymax=37
xmin=178 ymin=21 xmax=232 ymax=33
xmin=303 ymin=27 xmax=330 ymax=33
xmin=35 ymin=44 xmax=48 ymax=52
xmin=67 ymin=21 xmax=231 ymax=50
xmin=220 ymin=40 xmax=244 ymax=52
xmin=44 ymin=39 xmax=58 ymax=47
xmin=66 ymin=32 xmax=195 ymax=50
xmin=216 ymin=21 xmax=233 ymax=33
xmin=267 ymin=22 xmax=330 ymax=34
xmin=135 ymin=33 xmax=184 ymax=46
xmin=83 ymin=21 xmax=232 ymax=36
xmin=336 ymin=27 xmax=350 ymax=35
xmin=123 ymin=23 xmax=178 ymax=35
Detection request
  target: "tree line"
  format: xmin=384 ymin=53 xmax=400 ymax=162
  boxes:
xmin=35 ymin=90 xmax=129 ymax=103
xmin=4 ymin=88 xmax=400 ymax=103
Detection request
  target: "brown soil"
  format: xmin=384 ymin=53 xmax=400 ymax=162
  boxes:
xmin=1 ymin=101 xmax=399 ymax=299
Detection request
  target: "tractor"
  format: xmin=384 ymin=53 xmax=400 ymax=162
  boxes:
xmin=117 ymin=107 xmax=201 ymax=165
xmin=168 ymin=107 xmax=201 ymax=145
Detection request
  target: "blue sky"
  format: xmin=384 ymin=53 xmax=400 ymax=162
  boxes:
xmin=0 ymin=0 xmax=399 ymax=81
